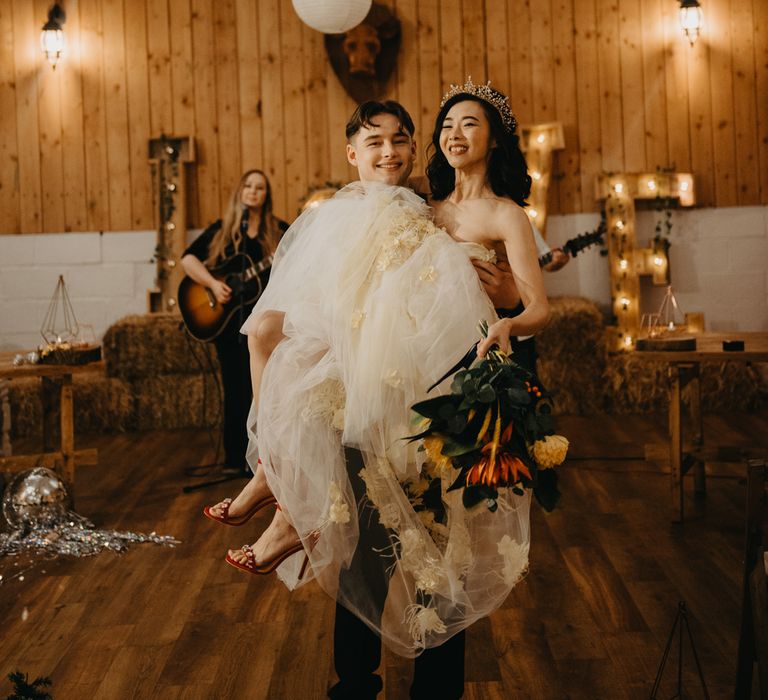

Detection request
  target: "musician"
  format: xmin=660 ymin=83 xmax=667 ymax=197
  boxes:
xmin=181 ymin=170 xmax=289 ymax=476
xmin=533 ymin=223 xmax=570 ymax=272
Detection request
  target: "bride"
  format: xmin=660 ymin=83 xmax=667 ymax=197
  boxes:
xmin=205 ymin=91 xmax=549 ymax=656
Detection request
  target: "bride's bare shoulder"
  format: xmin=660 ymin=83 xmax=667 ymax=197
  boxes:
xmin=480 ymin=198 xmax=528 ymax=241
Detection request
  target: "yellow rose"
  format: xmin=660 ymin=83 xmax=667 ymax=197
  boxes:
xmin=531 ymin=435 xmax=569 ymax=469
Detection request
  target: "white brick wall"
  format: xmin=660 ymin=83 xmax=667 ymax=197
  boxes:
xmin=0 ymin=206 xmax=766 ymax=351
xmin=540 ymin=205 xmax=767 ymax=333
xmin=0 ymin=231 xmax=157 ymax=351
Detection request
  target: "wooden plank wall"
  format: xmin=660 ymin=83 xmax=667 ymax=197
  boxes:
xmin=1 ymin=0 xmax=766 ymax=233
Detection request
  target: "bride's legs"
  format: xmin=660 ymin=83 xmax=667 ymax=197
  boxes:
xmin=208 ymin=310 xmax=286 ymax=519
xmin=227 ymin=506 xmax=300 ymax=567
xmin=248 ymin=309 xmax=287 ymax=399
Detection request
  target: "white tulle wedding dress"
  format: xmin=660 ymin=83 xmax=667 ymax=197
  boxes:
xmin=241 ymin=182 xmax=531 ymax=657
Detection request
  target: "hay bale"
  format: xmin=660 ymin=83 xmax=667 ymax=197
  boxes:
xmin=103 ymin=313 xmax=220 ymax=380
xmin=133 ymin=373 xmax=221 ymax=431
xmin=536 ymin=296 xmax=608 ymax=414
xmin=9 ymin=377 xmax=40 ymax=439
xmin=605 ymin=354 xmax=763 ymax=414
xmin=604 ymin=354 xmax=668 ymax=414
xmin=9 ymin=369 xmax=135 ymax=438
xmin=74 ymin=373 xmax=135 ymax=433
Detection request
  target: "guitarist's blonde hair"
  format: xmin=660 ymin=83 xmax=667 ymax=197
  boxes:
xmin=206 ymin=169 xmax=283 ymax=266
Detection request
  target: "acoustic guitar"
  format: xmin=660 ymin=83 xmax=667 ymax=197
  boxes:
xmin=178 ymin=253 xmax=273 ymax=341
xmin=537 ymin=222 xmax=606 ymax=268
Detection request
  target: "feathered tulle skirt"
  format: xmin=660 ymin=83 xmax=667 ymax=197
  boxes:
xmin=242 ymin=183 xmax=531 ymax=657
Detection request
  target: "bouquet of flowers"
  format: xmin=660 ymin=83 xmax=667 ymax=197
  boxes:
xmin=407 ymin=324 xmax=567 ymax=512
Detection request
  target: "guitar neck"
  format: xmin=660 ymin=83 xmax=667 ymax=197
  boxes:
xmin=241 ymin=255 xmax=274 ymax=281
xmin=538 ymin=225 xmax=605 ymax=268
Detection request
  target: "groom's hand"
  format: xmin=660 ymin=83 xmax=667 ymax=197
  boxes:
xmin=472 ymin=260 xmax=519 ymax=308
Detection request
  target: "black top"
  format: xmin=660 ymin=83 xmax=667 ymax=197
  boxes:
xmin=184 ymin=218 xmax=289 ymax=265
xmin=184 ymin=217 xmax=289 ymax=340
xmin=497 ymin=301 xmax=525 ymax=319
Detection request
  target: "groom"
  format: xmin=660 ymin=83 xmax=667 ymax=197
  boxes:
xmin=328 ymin=100 xmax=525 ymax=700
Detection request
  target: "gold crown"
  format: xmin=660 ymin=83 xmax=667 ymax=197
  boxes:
xmin=440 ymin=77 xmax=517 ymax=132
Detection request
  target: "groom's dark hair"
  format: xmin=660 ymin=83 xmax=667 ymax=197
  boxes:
xmin=346 ymin=100 xmax=415 ymax=141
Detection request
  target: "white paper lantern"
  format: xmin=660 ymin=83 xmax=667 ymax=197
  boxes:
xmin=292 ymin=0 xmax=372 ymax=34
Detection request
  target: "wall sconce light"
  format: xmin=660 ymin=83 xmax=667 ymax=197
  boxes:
xmin=679 ymin=0 xmax=702 ymax=46
xmin=619 ymin=296 xmax=631 ymax=310
xmin=619 ymin=258 xmax=629 ymax=271
xmin=535 ymin=133 xmax=546 ymax=144
xmin=531 ymin=171 xmax=541 ymax=181
xmin=527 ymin=208 xmax=538 ymax=220
xmin=41 ymin=3 xmax=66 ymax=68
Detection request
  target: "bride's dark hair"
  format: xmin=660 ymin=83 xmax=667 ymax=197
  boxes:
xmin=426 ymin=93 xmax=531 ymax=206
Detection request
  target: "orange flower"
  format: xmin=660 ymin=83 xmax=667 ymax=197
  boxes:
xmin=465 ymin=423 xmax=532 ymax=488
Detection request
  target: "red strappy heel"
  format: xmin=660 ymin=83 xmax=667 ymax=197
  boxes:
xmin=203 ymin=494 xmax=277 ymax=526
xmin=225 ymin=504 xmax=319 ymax=579
xmin=203 ymin=459 xmax=277 ymax=526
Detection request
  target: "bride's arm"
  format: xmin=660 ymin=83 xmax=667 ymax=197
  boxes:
xmin=477 ymin=204 xmax=549 ymax=358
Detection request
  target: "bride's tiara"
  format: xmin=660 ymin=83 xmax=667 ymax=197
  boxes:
xmin=439 ymin=77 xmax=517 ymax=132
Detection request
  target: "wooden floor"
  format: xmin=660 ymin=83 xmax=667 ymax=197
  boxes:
xmin=1 ymin=412 xmax=765 ymax=699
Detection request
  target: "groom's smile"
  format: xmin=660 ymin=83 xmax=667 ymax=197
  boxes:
xmin=346 ymin=112 xmax=416 ymax=186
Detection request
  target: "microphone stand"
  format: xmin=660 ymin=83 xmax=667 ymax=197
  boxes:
xmin=238 ymin=205 xmax=249 ymax=346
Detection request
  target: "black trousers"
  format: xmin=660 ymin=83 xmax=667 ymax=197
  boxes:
xmin=328 ymin=450 xmax=466 ymax=700
xmin=212 ymin=321 xmax=252 ymax=471
xmin=510 ymin=335 xmax=537 ymax=374
xmin=330 ymin=604 xmax=465 ymax=700
xmin=498 ymin=303 xmax=539 ymax=376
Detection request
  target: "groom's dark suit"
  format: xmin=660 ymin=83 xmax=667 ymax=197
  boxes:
xmin=328 ymin=447 xmax=466 ymax=700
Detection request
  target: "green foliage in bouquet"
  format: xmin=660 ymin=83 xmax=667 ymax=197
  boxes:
xmin=407 ymin=333 xmax=565 ymax=513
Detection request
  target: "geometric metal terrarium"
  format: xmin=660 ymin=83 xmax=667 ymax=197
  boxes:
xmin=41 ymin=275 xmax=79 ymax=344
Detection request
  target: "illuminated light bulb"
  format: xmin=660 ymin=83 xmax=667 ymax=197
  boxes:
xmin=168 ymin=298 xmax=177 ymax=307
xmin=528 ymin=208 xmax=538 ymax=219
xmin=653 ymin=256 xmax=665 ymax=267
xmin=167 ymin=259 xmax=176 ymax=268
xmin=647 ymin=179 xmax=657 ymax=191
xmin=623 ymin=335 xmax=633 ymax=347
xmin=619 ymin=296 xmax=631 ymax=310
xmin=679 ymin=0 xmax=703 ymax=46
xmin=536 ymin=133 xmax=546 ymax=144
xmin=166 ymin=222 xmax=176 ymax=231
xmin=619 ymin=259 xmax=629 ymax=271
xmin=680 ymin=180 xmax=690 ymax=191
xmin=166 ymin=183 xmax=177 ymax=192
xmin=613 ymin=182 xmax=624 ymax=194
xmin=531 ymin=171 xmax=542 ymax=181
xmin=40 ymin=4 xmax=66 ymax=69
xmin=615 ymin=220 xmax=625 ymax=231
xmin=668 ymin=321 xmax=675 ymax=331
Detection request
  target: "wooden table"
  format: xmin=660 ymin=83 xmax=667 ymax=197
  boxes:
xmin=0 ymin=353 xmax=100 ymax=504
xmin=635 ymin=333 xmax=768 ymax=522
